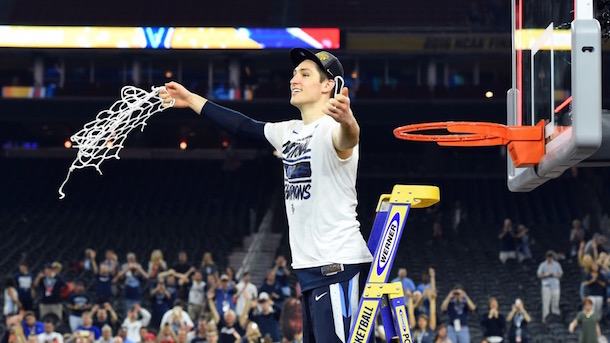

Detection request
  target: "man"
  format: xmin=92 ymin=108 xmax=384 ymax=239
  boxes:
xmin=273 ymin=255 xmax=291 ymax=298
xmin=248 ymin=292 xmax=282 ymax=342
xmin=162 ymin=48 xmax=373 ymax=342
xmin=67 ymin=281 xmax=94 ymax=332
xmin=391 ymin=267 xmax=417 ymax=298
xmin=15 ymin=262 xmax=34 ymax=311
xmin=96 ymin=325 xmax=113 ymax=343
xmin=91 ymin=254 xmax=114 ymax=304
xmin=440 ymin=285 xmax=476 ymax=343
xmin=498 ymin=218 xmax=517 ymax=264
xmin=117 ymin=327 xmax=135 ymax=343
xmin=159 ymin=300 xmax=194 ymax=332
xmin=121 ymin=304 xmax=151 ymax=343
xmin=258 ymin=270 xmax=283 ymax=308
xmin=185 ymin=320 xmax=207 ymax=343
xmin=91 ymin=303 xmax=119 ymax=334
xmin=537 ymin=250 xmax=563 ymax=322
xmin=22 ymin=311 xmax=45 ymax=338
xmin=37 ymin=320 xmax=64 ymax=343
xmin=569 ymin=298 xmax=601 ymax=342
xmin=114 ymin=253 xmax=148 ymax=314
xmin=213 ymin=274 xmax=236 ymax=317
xmin=33 ymin=263 xmax=66 ymax=320
xmin=75 ymin=311 xmax=101 ymax=339
xmin=569 ymin=219 xmax=585 ymax=257
xmin=234 ymin=272 xmax=256 ymax=318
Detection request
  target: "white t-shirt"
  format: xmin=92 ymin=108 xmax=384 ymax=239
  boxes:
xmin=264 ymin=116 xmax=373 ymax=269
xmin=122 ymin=308 xmax=151 ymax=343
xmin=235 ymin=281 xmax=258 ymax=316
xmin=37 ymin=332 xmax=64 ymax=343
xmin=188 ymin=281 xmax=206 ymax=305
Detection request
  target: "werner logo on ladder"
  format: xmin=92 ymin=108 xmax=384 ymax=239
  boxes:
xmin=348 ymin=185 xmax=440 ymax=343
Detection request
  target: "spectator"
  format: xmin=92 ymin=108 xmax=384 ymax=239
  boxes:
xmin=83 ymin=249 xmax=96 ymax=273
xmin=14 ymin=262 xmax=34 ymax=311
xmin=248 ymin=292 xmax=281 ymax=342
xmin=570 ymin=219 xmax=585 ymax=258
xmin=102 ymin=250 xmax=119 ymax=276
xmin=122 ymin=304 xmax=151 ymax=343
xmin=208 ymin=303 xmax=246 ymax=343
xmin=224 ymin=267 xmax=237 ymax=284
xmin=440 ymin=285 xmax=476 ymax=343
xmin=22 ymin=311 xmax=44 ymax=338
xmin=498 ymin=219 xmax=517 ymax=264
xmin=158 ymin=324 xmax=177 ymax=343
xmin=91 ymin=303 xmax=119 ymax=333
xmin=408 ymin=288 xmax=437 ymax=343
xmin=391 ymin=267 xmax=417 ymax=299
xmin=91 ymin=253 xmax=113 ymax=304
xmin=157 ymin=270 xmax=182 ymax=306
xmin=259 ymin=270 xmax=283 ymax=308
xmin=569 ymin=298 xmax=601 ymax=342
xmin=537 ymin=250 xmax=563 ymax=322
xmin=67 ymin=280 xmax=94 ymax=332
xmin=433 ymin=324 xmax=451 ymax=343
xmin=96 ymin=325 xmax=113 ymax=343
xmin=172 ymin=251 xmax=194 ymax=276
xmin=75 ymin=311 xmax=101 ymax=339
xmin=150 ymin=281 xmax=172 ymax=328
xmin=148 ymin=250 xmax=168 ymax=281
xmin=480 ymin=297 xmax=505 ymax=342
xmin=506 ymin=298 xmax=531 ymax=343
xmin=240 ymin=322 xmax=262 ymax=343
xmin=186 ymin=320 xmax=207 ymax=343
xmin=584 ymin=263 xmax=606 ymax=321
xmin=214 ymin=274 xmax=236 ymax=317
xmin=112 ymin=337 xmax=123 ymax=343
xmin=37 ymin=320 xmax=64 ymax=343
xmin=200 ymin=252 xmax=219 ymax=282
xmin=4 ymin=277 xmax=22 ymax=327
xmin=117 ymin=327 xmax=134 ymax=343
xmin=141 ymin=330 xmax=153 ymax=343
xmin=416 ymin=268 xmax=437 ymax=316
xmin=515 ymin=225 xmax=532 ymax=262
xmin=160 ymin=300 xmax=194 ymax=333
xmin=176 ymin=328 xmax=188 ymax=343
xmin=584 ymin=234 xmax=607 ymax=259
xmin=186 ymin=270 xmax=206 ymax=322
xmin=10 ymin=324 xmax=27 ymax=343
xmin=234 ymin=272 xmax=257 ymax=318
xmin=114 ymin=253 xmax=148 ymax=313
xmin=34 ymin=263 xmax=66 ymax=321
xmin=273 ymin=255 xmax=291 ymax=298
xmin=205 ymin=328 xmax=221 ymax=343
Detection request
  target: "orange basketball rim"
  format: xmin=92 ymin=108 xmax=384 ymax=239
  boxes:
xmin=393 ymin=120 xmax=546 ymax=168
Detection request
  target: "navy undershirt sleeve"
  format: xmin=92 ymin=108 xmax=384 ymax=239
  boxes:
xmin=199 ymin=101 xmax=267 ymax=141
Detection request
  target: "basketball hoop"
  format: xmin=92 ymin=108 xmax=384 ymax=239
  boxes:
xmin=394 ymin=120 xmax=546 ymax=168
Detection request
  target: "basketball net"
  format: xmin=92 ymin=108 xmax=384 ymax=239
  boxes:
xmin=58 ymin=86 xmax=174 ymax=199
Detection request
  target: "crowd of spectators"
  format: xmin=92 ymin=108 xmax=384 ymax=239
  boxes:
xmin=3 ymin=250 xmax=296 ymax=343
xmin=5 ymin=213 xmax=610 ymax=343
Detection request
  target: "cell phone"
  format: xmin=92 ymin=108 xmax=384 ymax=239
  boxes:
xmin=515 ymin=299 xmax=521 ymax=307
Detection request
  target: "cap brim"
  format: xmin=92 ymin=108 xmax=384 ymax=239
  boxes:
xmin=290 ymin=48 xmax=328 ymax=77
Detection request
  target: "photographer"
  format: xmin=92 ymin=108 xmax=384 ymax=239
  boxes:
xmin=114 ymin=253 xmax=149 ymax=315
xmin=480 ymin=297 xmax=505 ymax=342
xmin=506 ymin=299 xmax=531 ymax=343
xmin=440 ymin=285 xmax=476 ymax=343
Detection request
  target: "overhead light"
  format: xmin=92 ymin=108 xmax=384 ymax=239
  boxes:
xmin=179 ymin=140 xmax=187 ymax=150
xmin=64 ymin=140 xmax=72 ymax=149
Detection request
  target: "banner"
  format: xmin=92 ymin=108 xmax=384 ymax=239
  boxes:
xmin=0 ymin=26 xmax=340 ymax=49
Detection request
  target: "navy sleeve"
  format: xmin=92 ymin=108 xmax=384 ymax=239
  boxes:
xmin=200 ymin=101 xmax=267 ymax=141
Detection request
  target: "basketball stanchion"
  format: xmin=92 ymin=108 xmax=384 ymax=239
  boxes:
xmin=348 ymin=185 xmax=440 ymax=343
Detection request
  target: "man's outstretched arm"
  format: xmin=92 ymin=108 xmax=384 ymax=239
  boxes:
xmin=161 ymin=81 xmax=266 ymax=141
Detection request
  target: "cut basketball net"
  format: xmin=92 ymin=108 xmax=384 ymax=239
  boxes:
xmin=394 ymin=120 xmax=546 ymax=168
xmin=58 ymin=85 xmax=175 ymax=199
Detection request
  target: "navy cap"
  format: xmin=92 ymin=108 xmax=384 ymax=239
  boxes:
xmin=290 ymin=48 xmax=344 ymax=79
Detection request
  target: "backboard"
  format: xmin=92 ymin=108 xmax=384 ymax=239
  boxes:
xmin=507 ymin=0 xmax=602 ymax=191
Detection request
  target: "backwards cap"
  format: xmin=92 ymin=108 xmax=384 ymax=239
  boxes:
xmin=290 ymin=48 xmax=344 ymax=79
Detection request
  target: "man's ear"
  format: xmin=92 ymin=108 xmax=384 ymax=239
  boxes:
xmin=321 ymin=78 xmax=335 ymax=95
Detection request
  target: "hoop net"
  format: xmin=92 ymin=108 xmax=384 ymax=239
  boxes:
xmin=58 ymin=85 xmax=174 ymax=199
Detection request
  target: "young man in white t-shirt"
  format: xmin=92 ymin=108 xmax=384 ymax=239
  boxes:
xmin=37 ymin=320 xmax=64 ymax=343
xmin=162 ymin=48 xmax=373 ymax=342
